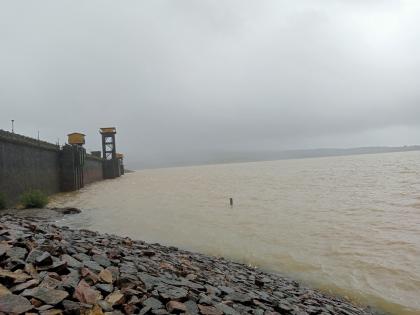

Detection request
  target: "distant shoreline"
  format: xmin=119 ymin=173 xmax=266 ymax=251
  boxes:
xmin=130 ymin=145 xmax=420 ymax=170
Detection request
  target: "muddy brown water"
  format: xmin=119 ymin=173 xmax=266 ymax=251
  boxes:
xmin=50 ymin=151 xmax=420 ymax=315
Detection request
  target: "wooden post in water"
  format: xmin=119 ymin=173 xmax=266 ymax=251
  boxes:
xmin=229 ymin=198 xmax=233 ymax=207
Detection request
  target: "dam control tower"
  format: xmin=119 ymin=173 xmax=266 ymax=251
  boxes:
xmin=100 ymin=127 xmax=117 ymax=160
xmin=100 ymin=127 xmax=121 ymax=178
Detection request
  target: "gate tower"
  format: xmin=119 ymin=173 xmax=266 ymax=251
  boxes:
xmin=100 ymin=127 xmax=117 ymax=160
xmin=100 ymin=127 xmax=120 ymax=178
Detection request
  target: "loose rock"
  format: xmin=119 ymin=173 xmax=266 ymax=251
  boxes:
xmin=166 ymin=300 xmax=186 ymax=312
xmin=22 ymin=287 xmax=69 ymax=305
xmin=0 ymin=215 xmax=379 ymax=315
xmin=0 ymin=293 xmax=33 ymax=313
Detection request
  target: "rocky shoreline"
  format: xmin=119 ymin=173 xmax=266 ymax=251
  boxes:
xmin=0 ymin=207 xmax=81 ymax=220
xmin=0 ymin=215 xmax=380 ymax=315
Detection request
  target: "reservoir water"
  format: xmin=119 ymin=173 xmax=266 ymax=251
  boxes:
xmin=50 ymin=151 xmax=420 ymax=315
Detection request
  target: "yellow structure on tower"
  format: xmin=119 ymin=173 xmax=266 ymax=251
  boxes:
xmin=67 ymin=133 xmax=85 ymax=145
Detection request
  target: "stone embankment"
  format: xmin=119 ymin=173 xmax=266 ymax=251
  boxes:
xmin=0 ymin=208 xmax=81 ymax=222
xmin=0 ymin=215 xmax=377 ymax=315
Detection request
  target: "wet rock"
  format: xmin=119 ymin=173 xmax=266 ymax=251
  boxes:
xmin=139 ymin=306 xmax=152 ymax=315
xmin=62 ymin=299 xmax=81 ymax=312
xmin=185 ymin=300 xmax=199 ymax=315
xmin=218 ymin=286 xmax=235 ymax=295
xmin=82 ymin=267 xmax=101 ymax=284
xmin=30 ymin=297 xmax=44 ymax=307
xmin=138 ymin=273 xmax=160 ymax=290
xmin=0 ymin=245 xmax=8 ymax=257
xmin=166 ymin=300 xmax=186 ymax=312
xmin=85 ymin=260 xmax=104 ymax=273
xmin=119 ymin=263 xmax=137 ymax=275
xmin=93 ymin=255 xmax=111 ymax=268
xmin=74 ymin=252 xmax=92 ymax=262
xmin=40 ymin=309 xmax=64 ymax=315
xmin=61 ymin=270 xmax=80 ymax=290
xmin=0 ymin=293 xmax=33 ymax=313
xmin=142 ymin=250 xmax=156 ymax=257
xmin=0 ymin=269 xmax=31 ymax=282
xmin=61 ymin=254 xmax=83 ymax=268
xmin=143 ymin=297 xmax=164 ymax=310
xmin=118 ymin=272 xmax=138 ymax=285
xmin=26 ymin=249 xmax=45 ymax=264
xmin=98 ymin=300 xmax=114 ymax=312
xmin=276 ymin=302 xmax=293 ymax=313
xmin=6 ymin=258 xmax=26 ymax=272
xmin=123 ymin=303 xmax=139 ymax=314
xmin=198 ymin=304 xmax=223 ymax=315
xmin=99 ymin=268 xmax=114 ymax=284
xmin=0 ymin=283 xmax=11 ymax=296
xmin=205 ymin=285 xmax=221 ymax=296
xmin=25 ymin=263 xmax=39 ymax=277
xmin=158 ymin=285 xmax=188 ymax=300
xmin=10 ymin=278 xmax=39 ymax=292
xmin=107 ymin=266 xmax=120 ymax=281
xmin=225 ymin=291 xmax=252 ymax=303
xmin=47 ymin=260 xmax=69 ymax=274
xmin=127 ymin=295 xmax=140 ymax=305
xmin=75 ymin=280 xmax=102 ymax=305
xmin=199 ymin=294 xmax=214 ymax=305
xmin=37 ymin=304 xmax=55 ymax=311
xmin=35 ymin=252 xmax=53 ymax=266
xmin=50 ymin=207 xmax=82 ymax=215
xmin=39 ymin=275 xmax=61 ymax=289
xmin=105 ymin=290 xmax=125 ymax=306
xmin=108 ymin=248 xmax=121 ymax=259
xmin=22 ymin=287 xmax=69 ymax=305
xmin=81 ymin=304 xmax=104 ymax=315
xmin=215 ymin=303 xmax=241 ymax=315
xmin=96 ymin=283 xmax=114 ymax=294
xmin=6 ymin=246 xmax=28 ymax=260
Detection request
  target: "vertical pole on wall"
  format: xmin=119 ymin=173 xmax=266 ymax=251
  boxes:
xmin=102 ymin=133 xmax=106 ymax=161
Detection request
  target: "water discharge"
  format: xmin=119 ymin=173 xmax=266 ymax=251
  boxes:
xmin=50 ymin=151 xmax=420 ymax=315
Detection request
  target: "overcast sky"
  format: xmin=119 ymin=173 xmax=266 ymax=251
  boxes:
xmin=1 ymin=1 xmax=420 ymax=167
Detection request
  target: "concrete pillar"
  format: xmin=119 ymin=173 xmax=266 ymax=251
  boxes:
xmin=60 ymin=145 xmax=86 ymax=191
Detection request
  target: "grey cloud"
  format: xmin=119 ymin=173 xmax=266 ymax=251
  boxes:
xmin=1 ymin=0 xmax=419 ymax=168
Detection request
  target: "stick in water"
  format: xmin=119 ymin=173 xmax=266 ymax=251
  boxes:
xmin=230 ymin=198 xmax=233 ymax=207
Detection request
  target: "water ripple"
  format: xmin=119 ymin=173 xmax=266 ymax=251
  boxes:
xmin=50 ymin=151 xmax=420 ymax=315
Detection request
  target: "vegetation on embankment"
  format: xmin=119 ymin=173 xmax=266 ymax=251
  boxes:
xmin=20 ymin=189 xmax=49 ymax=208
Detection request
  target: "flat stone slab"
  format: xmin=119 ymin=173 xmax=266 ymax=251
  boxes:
xmin=22 ymin=287 xmax=69 ymax=305
xmin=0 ymin=293 xmax=33 ymax=313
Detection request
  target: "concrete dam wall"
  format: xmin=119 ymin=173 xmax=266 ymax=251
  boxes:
xmin=0 ymin=129 xmax=122 ymax=207
xmin=0 ymin=131 xmax=61 ymax=206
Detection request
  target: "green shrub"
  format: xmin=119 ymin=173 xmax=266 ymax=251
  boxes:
xmin=0 ymin=193 xmax=6 ymax=210
xmin=20 ymin=190 xmax=48 ymax=209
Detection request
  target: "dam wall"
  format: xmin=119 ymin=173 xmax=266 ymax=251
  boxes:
xmin=0 ymin=130 xmax=61 ymax=206
xmin=84 ymin=155 xmax=104 ymax=185
xmin=0 ymin=129 xmax=117 ymax=207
